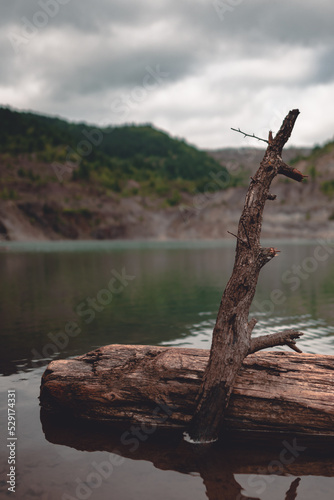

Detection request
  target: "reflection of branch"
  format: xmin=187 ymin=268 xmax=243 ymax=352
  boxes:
xmin=199 ymin=453 xmax=261 ymax=500
xmin=285 ymin=478 xmax=301 ymax=500
xmin=231 ymin=127 xmax=269 ymax=144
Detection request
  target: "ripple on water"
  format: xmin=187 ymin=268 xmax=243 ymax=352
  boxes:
xmin=161 ymin=313 xmax=334 ymax=355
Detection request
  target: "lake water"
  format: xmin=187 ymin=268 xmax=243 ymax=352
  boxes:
xmin=0 ymin=239 xmax=334 ymax=500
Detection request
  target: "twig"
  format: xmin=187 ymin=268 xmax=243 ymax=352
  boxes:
xmin=247 ymin=318 xmax=258 ymax=334
xmin=277 ymin=161 xmax=308 ymax=182
xmin=231 ymin=127 xmax=269 ymax=144
xmin=286 ymin=341 xmax=303 ymax=354
xmin=227 ymin=231 xmax=247 ymax=247
xmin=249 ymin=330 xmax=304 ymax=354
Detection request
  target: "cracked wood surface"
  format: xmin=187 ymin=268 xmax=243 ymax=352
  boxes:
xmin=40 ymin=344 xmax=334 ymax=436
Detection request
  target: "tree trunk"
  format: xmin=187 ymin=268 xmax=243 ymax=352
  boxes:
xmin=40 ymin=344 xmax=334 ymax=436
xmin=186 ymin=109 xmax=307 ymax=443
xmin=39 ymin=110 xmax=311 ymax=443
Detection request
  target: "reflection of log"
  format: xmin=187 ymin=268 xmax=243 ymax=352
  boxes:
xmin=41 ymin=410 xmax=334 ymax=500
xmin=41 ymin=409 xmax=334 ymax=477
xmin=40 ymin=344 xmax=334 ymax=436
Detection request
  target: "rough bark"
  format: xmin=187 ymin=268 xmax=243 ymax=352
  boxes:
xmin=186 ymin=109 xmax=307 ymax=443
xmin=40 ymin=344 xmax=334 ymax=436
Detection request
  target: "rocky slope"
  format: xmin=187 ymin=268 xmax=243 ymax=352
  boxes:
xmin=1 ymin=144 xmax=334 ymax=242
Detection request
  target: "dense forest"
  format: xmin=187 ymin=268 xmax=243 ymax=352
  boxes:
xmin=0 ymin=106 xmax=239 ymax=200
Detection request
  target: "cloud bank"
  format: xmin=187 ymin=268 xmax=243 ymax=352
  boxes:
xmin=1 ymin=0 xmax=334 ymax=148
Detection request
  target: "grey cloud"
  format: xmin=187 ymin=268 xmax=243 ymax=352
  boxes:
xmin=170 ymin=0 xmax=334 ymax=56
xmin=312 ymin=47 xmax=334 ymax=84
xmin=3 ymin=1 xmax=334 ymax=40
xmin=4 ymin=0 xmax=333 ymax=46
xmin=15 ymin=33 xmax=201 ymax=102
xmin=0 ymin=0 xmax=150 ymax=30
xmin=1 ymin=0 xmax=334 ymax=148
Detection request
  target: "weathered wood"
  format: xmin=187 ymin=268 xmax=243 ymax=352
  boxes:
xmin=187 ymin=110 xmax=307 ymax=442
xmin=40 ymin=344 xmax=334 ymax=436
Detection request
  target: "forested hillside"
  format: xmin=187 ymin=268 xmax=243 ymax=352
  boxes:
xmin=0 ymin=106 xmax=233 ymax=198
xmin=0 ymin=107 xmax=333 ymax=242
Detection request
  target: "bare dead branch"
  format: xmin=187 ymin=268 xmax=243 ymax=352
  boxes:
xmin=249 ymin=330 xmax=304 ymax=354
xmin=267 ymin=193 xmax=277 ymax=201
xmin=231 ymin=127 xmax=268 ymax=144
xmin=271 ymin=109 xmax=300 ymax=154
xmin=227 ymin=230 xmax=248 ymax=247
xmin=277 ymin=161 xmax=308 ymax=182
xmin=258 ymin=247 xmax=280 ymax=268
xmin=187 ymin=110 xmax=303 ymax=444
xmin=286 ymin=341 xmax=303 ymax=354
xmin=247 ymin=318 xmax=258 ymax=335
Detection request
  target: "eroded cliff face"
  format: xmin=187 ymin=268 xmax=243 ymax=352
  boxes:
xmin=1 ymin=183 xmax=333 ymax=242
xmin=1 ymin=148 xmax=334 ymax=242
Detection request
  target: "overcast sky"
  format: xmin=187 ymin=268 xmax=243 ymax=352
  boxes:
xmin=1 ymin=0 xmax=334 ymax=149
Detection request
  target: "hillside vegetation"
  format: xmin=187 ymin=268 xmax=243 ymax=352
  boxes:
xmin=0 ymin=106 xmax=334 ymax=241
xmin=0 ymin=106 xmax=234 ymax=201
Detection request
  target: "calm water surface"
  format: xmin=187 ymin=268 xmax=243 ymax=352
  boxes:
xmin=0 ymin=239 xmax=334 ymax=499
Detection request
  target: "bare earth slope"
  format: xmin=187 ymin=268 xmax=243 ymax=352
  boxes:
xmin=1 ymin=146 xmax=334 ymax=241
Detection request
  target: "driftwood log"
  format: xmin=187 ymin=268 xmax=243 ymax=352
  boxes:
xmin=40 ymin=110 xmax=330 ymax=444
xmin=40 ymin=344 xmax=334 ymax=436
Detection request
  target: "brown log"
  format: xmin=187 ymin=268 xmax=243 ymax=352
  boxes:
xmin=40 ymin=344 xmax=334 ymax=436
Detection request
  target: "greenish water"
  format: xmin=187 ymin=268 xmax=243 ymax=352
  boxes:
xmin=0 ymin=239 xmax=334 ymax=499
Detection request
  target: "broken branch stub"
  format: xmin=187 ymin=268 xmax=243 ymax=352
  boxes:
xmin=186 ymin=109 xmax=305 ymax=444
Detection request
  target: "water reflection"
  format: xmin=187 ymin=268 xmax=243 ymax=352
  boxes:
xmin=161 ymin=312 xmax=334 ymax=353
xmin=41 ymin=411 xmax=334 ymax=500
xmin=1 ymin=240 xmax=334 ymax=499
